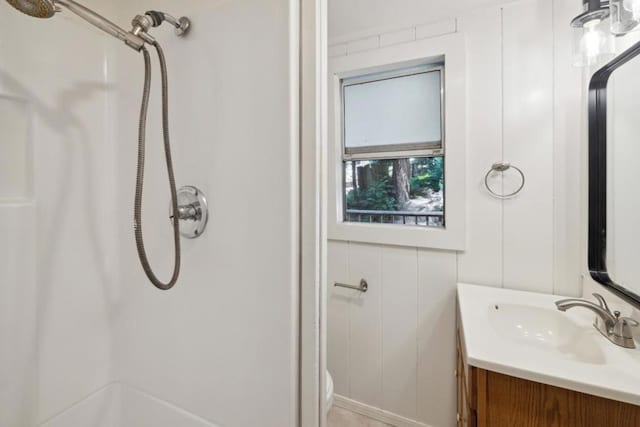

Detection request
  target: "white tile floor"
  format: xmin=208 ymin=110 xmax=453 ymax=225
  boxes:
xmin=327 ymin=407 xmax=393 ymax=427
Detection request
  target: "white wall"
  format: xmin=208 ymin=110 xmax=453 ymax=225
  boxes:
xmin=327 ymin=0 xmax=584 ymax=426
xmin=329 ymin=243 xmax=457 ymax=427
xmin=0 ymin=1 xmax=119 ymax=425
xmin=330 ymin=0 xmax=516 ymax=43
xmin=112 ymin=1 xmax=299 ymax=426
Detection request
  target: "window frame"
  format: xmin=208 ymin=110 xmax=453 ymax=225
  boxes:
xmin=327 ymin=32 xmax=466 ymax=251
xmin=341 ymin=65 xmax=445 ymax=160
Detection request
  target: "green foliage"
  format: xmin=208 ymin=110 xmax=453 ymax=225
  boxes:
xmin=410 ymin=173 xmax=441 ymax=195
xmin=345 ymin=157 xmax=444 ymax=214
xmin=410 ymin=157 xmax=443 ymax=194
xmin=346 ymin=177 xmax=395 ymax=211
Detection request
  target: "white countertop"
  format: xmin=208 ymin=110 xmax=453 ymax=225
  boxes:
xmin=457 ymin=283 xmax=640 ymax=406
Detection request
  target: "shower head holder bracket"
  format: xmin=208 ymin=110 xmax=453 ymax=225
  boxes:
xmin=130 ymin=11 xmax=190 ymax=45
xmin=145 ymin=10 xmax=190 ymax=36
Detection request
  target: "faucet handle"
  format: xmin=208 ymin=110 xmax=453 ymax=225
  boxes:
xmin=611 ymin=311 xmax=639 ymax=349
xmin=593 ymin=293 xmax=612 ymax=314
xmin=614 ymin=311 xmax=640 ymax=327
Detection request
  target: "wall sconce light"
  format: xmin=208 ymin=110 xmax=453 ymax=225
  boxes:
xmin=611 ymin=0 xmax=640 ymax=34
xmin=571 ymin=0 xmax=615 ymax=66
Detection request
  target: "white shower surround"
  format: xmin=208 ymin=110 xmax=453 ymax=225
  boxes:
xmin=41 ymin=383 xmax=219 ymax=427
xmin=0 ymin=0 xmax=304 ymax=425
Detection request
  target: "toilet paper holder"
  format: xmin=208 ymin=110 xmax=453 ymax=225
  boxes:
xmin=334 ymin=279 xmax=368 ymax=293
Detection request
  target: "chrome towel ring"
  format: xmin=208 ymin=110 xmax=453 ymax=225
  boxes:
xmin=484 ymin=161 xmax=525 ymax=199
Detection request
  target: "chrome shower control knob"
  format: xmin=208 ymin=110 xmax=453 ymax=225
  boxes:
xmin=170 ymin=186 xmax=209 ymax=239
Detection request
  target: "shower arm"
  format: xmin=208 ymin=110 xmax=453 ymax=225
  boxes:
xmin=55 ymin=0 xmax=145 ymax=50
xmin=54 ymin=0 xmax=190 ymax=51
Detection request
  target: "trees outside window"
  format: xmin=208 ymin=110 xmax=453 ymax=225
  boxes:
xmin=344 ymin=157 xmax=444 ymax=226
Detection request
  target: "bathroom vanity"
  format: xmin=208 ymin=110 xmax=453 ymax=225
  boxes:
xmin=456 ymin=283 xmax=640 ymax=427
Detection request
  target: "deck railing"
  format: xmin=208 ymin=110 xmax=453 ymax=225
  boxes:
xmin=345 ymin=209 xmax=444 ymax=227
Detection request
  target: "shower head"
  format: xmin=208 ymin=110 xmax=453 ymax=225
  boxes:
xmin=4 ymin=0 xmax=189 ymax=51
xmin=5 ymin=0 xmax=146 ymax=50
xmin=6 ymin=0 xmax=56 ymax=18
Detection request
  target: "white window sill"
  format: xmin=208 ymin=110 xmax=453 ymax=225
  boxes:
xmin=328 ymin=219 xmax=464 ymax=251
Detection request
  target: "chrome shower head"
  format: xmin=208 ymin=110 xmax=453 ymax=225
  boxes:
xmin=6 ymin=0 xmax=56 ymax=18
xmin=4 ymin=0 xmax=188 ymax=51
xmin=5 ymin=0 xmax=146 ymax=50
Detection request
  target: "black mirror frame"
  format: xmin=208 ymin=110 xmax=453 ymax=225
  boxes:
xmin=588 ymin=40 xmax=640 ymax=309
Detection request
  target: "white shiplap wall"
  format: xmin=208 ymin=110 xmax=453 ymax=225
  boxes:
xmin=327 ymin=1 xmax=584 ymax=426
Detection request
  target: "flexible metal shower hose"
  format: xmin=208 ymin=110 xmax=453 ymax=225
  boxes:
xmin=134 ymin=44 xmax=181 ymax=290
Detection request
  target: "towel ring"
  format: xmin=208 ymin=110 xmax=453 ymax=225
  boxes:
xmin=484 ymin=161 xmax=525 ymax=199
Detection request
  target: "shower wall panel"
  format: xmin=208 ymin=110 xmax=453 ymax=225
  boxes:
xmin=112 ymin=1 xmax=299 ymax=426
xmin=0 ymin=0 xmax=120 ymax=424
xmin=0 ymin=1 xmax=300 ymax=425
xmin=0 ymin=206 xmax=37 ymax=427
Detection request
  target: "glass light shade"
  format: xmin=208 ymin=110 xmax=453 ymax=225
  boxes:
xmin=611 ymin=0 xmax=640 ymax=34
xmin=572 ymin=19 xmax=615 ymax=67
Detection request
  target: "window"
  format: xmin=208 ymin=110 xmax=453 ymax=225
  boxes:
xmin=341 ymin=64 xmax=445 ymax=227
xmin=327 ymin=32 xmax=465 ymax=250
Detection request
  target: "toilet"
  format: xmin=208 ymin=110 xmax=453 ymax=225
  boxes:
xmin=326 ymin=371 xmax=335 ymax=412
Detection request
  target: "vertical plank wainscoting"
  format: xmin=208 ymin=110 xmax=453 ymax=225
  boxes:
xmin=328 ymin=241 xmax=457 ymax=427
xmin=501 ymin=0 xmax=554 ymax=294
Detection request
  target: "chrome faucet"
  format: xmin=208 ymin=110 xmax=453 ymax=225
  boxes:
xmin=555 ymin=293 xmax=639 ymax=349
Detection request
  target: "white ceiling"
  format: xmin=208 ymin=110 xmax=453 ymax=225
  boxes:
xmin=329 ymin=0 xmax=518 ymax=39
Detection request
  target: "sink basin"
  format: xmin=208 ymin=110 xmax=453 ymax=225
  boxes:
xmin=488 ymin=303 xmax=606 ymax=365
xmin=457 ymin=283 xmax=640 ymax=406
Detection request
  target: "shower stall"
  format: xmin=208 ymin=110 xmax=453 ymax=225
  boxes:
xmin=0 ymin=0 xmax=323 ymax=425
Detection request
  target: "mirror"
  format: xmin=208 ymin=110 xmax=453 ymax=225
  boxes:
xmin=589 ymin=40 xmax=640 ymax=308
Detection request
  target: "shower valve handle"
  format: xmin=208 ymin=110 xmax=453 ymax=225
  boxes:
xmin=175 ymin=204 xmax=202 ymax=222
xmin=169 ymin=186 xmax=209 ymax=239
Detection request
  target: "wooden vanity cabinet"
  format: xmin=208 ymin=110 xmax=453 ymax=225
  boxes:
xmin=456 ymin=328 xmax=476 ymax=427
xmin=456 ymin=326 xmax=640 ymax=427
